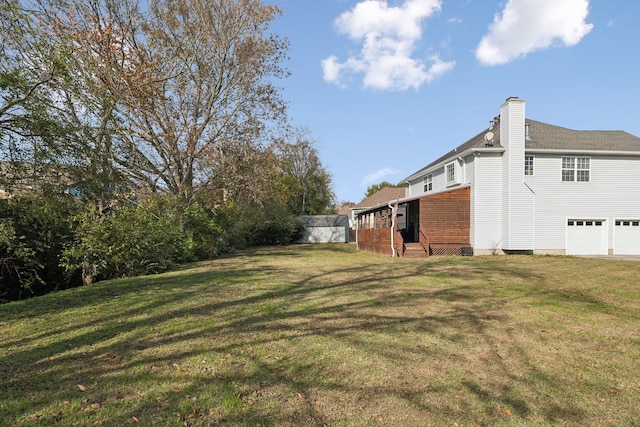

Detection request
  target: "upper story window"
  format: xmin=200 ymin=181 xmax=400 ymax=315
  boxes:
xmin=423 ymin=174 xmax=433 ymax=192
xmin=524 ymin=155 xmax=534 ymax=176
xmin=445 ymin=162 xmax=456 ymax=185
xmin=562 ymin=157 xmax=590 ymax=182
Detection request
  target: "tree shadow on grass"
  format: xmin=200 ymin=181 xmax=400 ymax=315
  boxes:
xmin=1 ymin=247 xmax=637 ymax=425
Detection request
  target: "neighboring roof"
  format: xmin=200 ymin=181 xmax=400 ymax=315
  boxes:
xmin=405 ymin=118 xmax=640 ymax=181
xmin=353 ymin=186 xmax=405 ymax=209
xmin=336 ymin=204 xmax=354 ymax=217
xmin=298 ymin=215 xmax=349 ymax=227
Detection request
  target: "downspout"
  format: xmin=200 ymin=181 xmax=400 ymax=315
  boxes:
xmin=388 ymin=202 xmax=395 ymax=257
xmin=355 ymin=211 xmax=358 ymax=249
xmin=388 ymin=199 xmax=399 ymax=257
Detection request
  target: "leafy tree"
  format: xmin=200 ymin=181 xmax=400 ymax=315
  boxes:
xmin=0 ymin=0 xmax=314 ymax=295
xmin=235 ymin=200 xmax=304 ymax=246
xmin=1 ymin=0 xmax=127 ymax=209
xmin=2 ymin=0 xmax=289 ymax=204
xmin=274 ymin=128 xmax=335 ymax=215
xmin=47 ymin=0 xmax=287 ymax=202
xmin=364 ymin=181 xmax=404 ymax=198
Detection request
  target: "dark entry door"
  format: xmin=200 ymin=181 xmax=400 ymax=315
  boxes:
xmin=406 ymin=200 xmax=420 ymax=243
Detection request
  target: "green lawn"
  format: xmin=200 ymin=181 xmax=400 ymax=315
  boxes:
xmin=1 ymin=244 xmax=639 ymax=426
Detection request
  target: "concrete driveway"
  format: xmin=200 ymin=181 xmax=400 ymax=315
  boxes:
xmin=580 ymin=255 xmax=640 ymax=261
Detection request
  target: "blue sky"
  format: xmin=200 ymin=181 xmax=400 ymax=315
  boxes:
xmin=268 ymin=0 xmax=640 ymax=204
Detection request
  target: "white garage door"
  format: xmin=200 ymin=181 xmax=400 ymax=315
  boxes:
xmin=614 ymin=220 xmax=640 ymax=255
xmin=566 ymin=219 xmax=607 ymax=255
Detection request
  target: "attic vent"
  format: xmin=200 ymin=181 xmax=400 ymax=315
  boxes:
xmin=489 ymin=115 xmax=500 ymax=129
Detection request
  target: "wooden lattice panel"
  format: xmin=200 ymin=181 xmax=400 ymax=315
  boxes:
xmin=429 ymin=243 xmax=464 ymax=256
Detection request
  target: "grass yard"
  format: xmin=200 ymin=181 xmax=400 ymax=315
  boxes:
xmin=1 ymin=244 xmax=639 ymax=426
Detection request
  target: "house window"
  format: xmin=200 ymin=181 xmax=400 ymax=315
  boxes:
xmin=524 ymin=155 xmax=534 ymax=176
xmin=445 ymin=162 xmax=456 ymax=185
xmin=562 ymin=157 xmax=590 ymax=182
xmin=423 ymin=174 xmax=433 ymax=192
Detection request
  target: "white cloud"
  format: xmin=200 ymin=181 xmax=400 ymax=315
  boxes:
xmin=475 ymin=0 xmax=593 ymax=66
xmin=362 ymin=167 xmax=398 ymax=185
xmin=322 ymin=0 xmax=455 ymax=91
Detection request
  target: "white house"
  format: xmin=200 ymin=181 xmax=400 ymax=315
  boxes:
xmin=356 ymin=97 xmax=640 ymax=257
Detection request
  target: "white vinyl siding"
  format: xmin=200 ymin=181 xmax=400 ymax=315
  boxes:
xmin=407 ymin=155 xmax=472 ymax=196
xmin=527 ymin=154 xmax=640 ymax=253
xmin=471 ymin=153 xmax=503 ymax=251
xmin=500 ymin=99 xmax=533 ymax=250
xmin=406 ymin=167 xmax=445 ymax=196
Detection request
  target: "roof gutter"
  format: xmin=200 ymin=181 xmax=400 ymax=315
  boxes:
xmin=403 ymin=146 xmax=504 ymax=182
xmin=355 ymin=185 xmax=472 ymax=216
xmin=525 ymin=148 xmax=640 ymax=156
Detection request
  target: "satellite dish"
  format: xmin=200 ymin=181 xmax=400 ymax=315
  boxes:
xmin=484 ymin=131 xmax=494 ymax=142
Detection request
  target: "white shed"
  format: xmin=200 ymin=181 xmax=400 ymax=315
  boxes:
xmin=296 ymin=215 xmax=349 ymax=243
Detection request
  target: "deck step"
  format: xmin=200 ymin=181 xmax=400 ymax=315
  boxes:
xmin=403 ymin=243 xmax=428 ymax=258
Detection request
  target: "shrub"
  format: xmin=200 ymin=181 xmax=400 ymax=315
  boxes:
xmin=236 ymin=202 xmax=305 ymax=246
xmin=0 ymin=193 xmax=82 ymax=302
xmin=63 ymin=195 xmax=230 ymax=283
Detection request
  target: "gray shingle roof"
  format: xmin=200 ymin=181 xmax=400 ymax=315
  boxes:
xmin=405 ymin=118 xmax=640 ymax=181
xmin=405 ymin=126 xmax=501 ymax=181
xmin=526 ymin=119 xmax=640 ymax=152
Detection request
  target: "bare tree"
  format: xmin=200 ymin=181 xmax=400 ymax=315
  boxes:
xmin=274 ymin=128 xmax=335 ymax=215
xmin=3 ymin=0 xmax=289 ymax=202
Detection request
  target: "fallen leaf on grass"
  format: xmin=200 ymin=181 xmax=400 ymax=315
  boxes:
xmin=91 ymin=403 xmax=101 ymax=409
xmin=501 ymin=408 xmax=512 ymax=415
xmin=611 ymin=388 xmax=621 ymax=393
xmin=30 ymin=413 xmax=42 ymax=420
xmin=77 ymin=384 xmax=87 ymax=392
